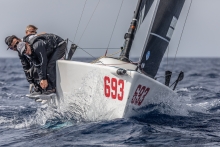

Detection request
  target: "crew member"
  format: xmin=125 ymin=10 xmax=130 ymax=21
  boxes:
xmin=5 ymin=34 xmax=66 ymax=94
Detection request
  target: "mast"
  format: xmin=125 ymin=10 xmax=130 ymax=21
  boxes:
xmin=119 ymin=0 xmax=143 ymax=61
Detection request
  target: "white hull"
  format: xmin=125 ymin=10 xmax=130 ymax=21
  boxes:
xmin=56 ymin=58 xmax=175 ymax=119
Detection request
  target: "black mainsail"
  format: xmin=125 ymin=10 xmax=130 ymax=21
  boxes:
xmin=120 ymin=0 xmax=185 ymax=78
xmin=139 ymin=0 xmax=185 ymax=78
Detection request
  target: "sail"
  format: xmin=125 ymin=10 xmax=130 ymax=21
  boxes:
xmin=128 ymin=0 xmax=156 ymax=59
xmin=138 ymin=0 xmax=185 ymax=78
xmin=136 ymin=0 xmax=154 ymax=30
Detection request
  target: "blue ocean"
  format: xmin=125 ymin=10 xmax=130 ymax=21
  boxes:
xmin=1 ymin=58 xmax=220 ymax=146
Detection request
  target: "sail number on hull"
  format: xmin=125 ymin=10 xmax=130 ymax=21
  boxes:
xmin=104 ymin=76 xmax=124 ymax=101
xmin=131 ymin=85 xmax=150 ymax=106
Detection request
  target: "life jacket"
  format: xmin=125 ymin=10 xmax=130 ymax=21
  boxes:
xmin=23 ymin=33 xmax=64 ymax=56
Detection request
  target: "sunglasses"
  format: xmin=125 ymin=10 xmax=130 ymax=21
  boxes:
xmin=8 ymin=41 xmax=19 ymax=50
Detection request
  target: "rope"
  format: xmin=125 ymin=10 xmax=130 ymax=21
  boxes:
xmin=77 ymin=0 xmax=101 ymax=45
xmin=106 ymin=50 xmax=121 ymax=57
xmin=73 ymin=0 xmax=88 ymax=42
xmin=105 ymin=0 xmax=124 ymax=56
xmin=172 ymin=0 xmax=193 ymax=69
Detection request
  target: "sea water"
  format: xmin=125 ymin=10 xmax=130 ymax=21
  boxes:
xmin=0 ymin=58 xmax=220 ymax=146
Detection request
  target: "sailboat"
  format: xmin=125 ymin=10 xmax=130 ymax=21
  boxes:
xmin=55 ymin=0 xmax=186 ymax=119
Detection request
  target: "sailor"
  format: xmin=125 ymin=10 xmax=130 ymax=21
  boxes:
xmin=22 ymin=25 xmax=44 ymax=93
xmin=5 ymin=34 xmax=67 ymax=95
xmin=24 ymin=25 xmax=46 ymax=41
xmin=26 ymin=25 xmax=38 ymax=35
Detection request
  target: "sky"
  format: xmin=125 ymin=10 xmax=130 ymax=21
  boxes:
xmin=0 ymin=0 xmax=220 ymax=58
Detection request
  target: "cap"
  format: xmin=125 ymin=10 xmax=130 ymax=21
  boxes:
xmin=5 ymin=36 xmax=12 ymax=50
xmin=17 ymin=42 xmax=26 ymax=54
xmin=5 ymin=35 xmax=19 ymax=50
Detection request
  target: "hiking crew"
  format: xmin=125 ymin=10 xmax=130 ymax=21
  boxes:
xmin=26 ymin=25 xmax=38 ymax=35
xmin=5 ymin=33 xmax=67 ymax=95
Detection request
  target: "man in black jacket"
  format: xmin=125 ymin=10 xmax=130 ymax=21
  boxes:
xmin=5 ymin=34 xmax=66 ymax=95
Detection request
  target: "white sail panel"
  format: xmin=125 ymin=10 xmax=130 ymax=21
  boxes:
xmin=129 ymin=0 xmax=159 ymax=59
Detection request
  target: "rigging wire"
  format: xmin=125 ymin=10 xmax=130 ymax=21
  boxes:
xmin=77 ymin=0 xmax=101 ymax=45
xmin=68 ymin=0 xmax=123 ymax=61
xmin=67 ymin=1 xmax=125 ymax=63
xmin=77 ymin=46 xmax=98 ymax=60
xmin=70 ymin=37 xmax=121 ymax=58
xmin=172 ymin=0 xmax=193 ymax=69
xmin=73 ymin=0 xmax=88 ymax=42
xmin=71 ymin=38 xmax=122 ymax=64
xmin=105 ymin=0 xmax=124 ymax=56
xmin=68 ymin=39 xmax=97 ymax=59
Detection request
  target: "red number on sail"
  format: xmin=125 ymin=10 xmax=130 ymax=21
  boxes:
xmin=104 ymin=76 xmax=124 ymax=101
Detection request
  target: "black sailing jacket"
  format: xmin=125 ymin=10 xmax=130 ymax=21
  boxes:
xmin=18 ymin=33 xmax=64 ymax=83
